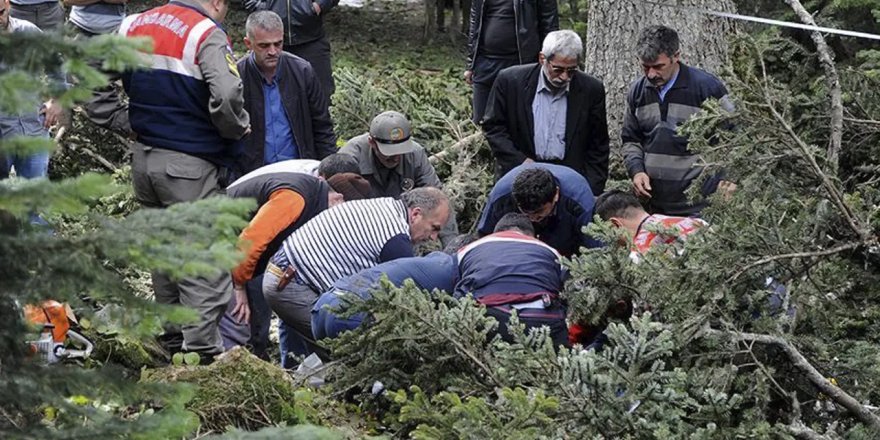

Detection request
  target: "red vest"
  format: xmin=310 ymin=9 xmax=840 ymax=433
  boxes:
xmin=119 ymin=3 xmax=238 ymax=162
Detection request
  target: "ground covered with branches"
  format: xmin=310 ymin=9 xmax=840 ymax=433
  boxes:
xmin=3 ymin=0 xmax=880 ymax=439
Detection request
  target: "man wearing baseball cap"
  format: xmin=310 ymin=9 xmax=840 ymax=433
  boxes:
xmin=340 ymin=110 xmax=458 ymax=245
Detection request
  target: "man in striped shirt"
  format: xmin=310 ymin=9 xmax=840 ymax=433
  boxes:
xmin=263 ymin=187 xmax=451 ymax=365
xmin=218 ymin=160 xmax=370 ymax=357
xmin=622 ymin=25 xmax=736 ymax=216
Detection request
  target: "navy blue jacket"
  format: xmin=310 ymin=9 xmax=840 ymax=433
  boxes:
xmin=455 ymin=230 xmax=566 ymax=319
xmin=621 ymin=63 xmax=732 ymax=215
xmin=477 ymin=163 xmax=597 ymax=256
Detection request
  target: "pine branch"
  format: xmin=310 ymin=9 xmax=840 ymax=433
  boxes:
xmin=843 ymin=117 xmax=880 ymax=127
xmin=703 ymin=327 xmax=880 ymax=431
xmin=782 ymin=421 xmax=831 ymax=440
xmin=757 ymin=53 xmax=864 ymax=238
xmin=428 ymin=131 xmax=483 ymax=164
xmin=392 ymin=300 xmax=505 ymax=389
xmin=783 ymin=0 xmax=843 ymax=170
xmin=727 ymin=240 xmax=866 ymax=282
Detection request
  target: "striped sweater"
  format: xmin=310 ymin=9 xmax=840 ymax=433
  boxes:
xmin=281 ymin=197 xmax=411 ymax=292
xmin=621 ymin=63 xmax=733 ymax=216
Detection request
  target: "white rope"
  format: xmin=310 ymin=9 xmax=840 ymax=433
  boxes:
xmin=643 ymin=1 xmax=880 ymax=41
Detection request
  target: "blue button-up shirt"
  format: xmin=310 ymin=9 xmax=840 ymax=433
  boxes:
xmin=532 ymin=71 xmax=568 ymax=161
xmin=658 ymin=66 xmax=680 ymax=102
xmin=260 ymin=61 xmax=299 ymax=164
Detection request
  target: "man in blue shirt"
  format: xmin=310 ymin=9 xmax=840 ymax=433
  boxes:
xmin=235 ymin=11 xmax=336 ymax=177
xmin=477 ymin=163 xmax=597 ymax=257
xmin=311 ymin=251 xmax=459 ymax=340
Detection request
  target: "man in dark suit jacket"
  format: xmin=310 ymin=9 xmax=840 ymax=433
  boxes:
xmin=482 ymin=30 xmax=610 ymax=196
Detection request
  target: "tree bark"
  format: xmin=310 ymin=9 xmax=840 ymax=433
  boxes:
xmin=704 ymin=327 xmax=880 ymax=431
xmin=584 ymin=0 xmax=736 ymax=150
xmin=783 ymin=0 xmax=843 ymax=171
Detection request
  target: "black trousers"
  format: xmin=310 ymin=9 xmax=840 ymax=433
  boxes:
xmin=471 ymin=55 xmax=519 ymax=124
xmin=485 ymin=306 xmax=570 ymax=349
xmin=285 ymin=35 xmax=335 ymax=102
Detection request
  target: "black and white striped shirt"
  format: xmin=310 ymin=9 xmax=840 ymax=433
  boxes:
xmin=281 ymin=197 xmax=411 ymax=292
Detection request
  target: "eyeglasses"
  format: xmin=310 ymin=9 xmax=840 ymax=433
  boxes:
xmin=519 ymin=203 xmax=554 ymax=223
xmin=548 ymin=63 xmax=579 ymax=75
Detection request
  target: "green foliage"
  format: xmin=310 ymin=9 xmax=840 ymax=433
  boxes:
xmin=141 ymin=348 xmax=300 ymax=432
xmin=325 ymin=281 xmax=780 ymax=438
xmin=317 ymin=29 xmax=880 ymax=438
xmin=393 ymin=386 xmax=559 ymax=439
xmin=0 ymin=30 xmax=254 ymax=438
xmin=557 ymin=0 xmax=589 ymax=36
xmin=332 ymin=66 xmax=472 ymax=151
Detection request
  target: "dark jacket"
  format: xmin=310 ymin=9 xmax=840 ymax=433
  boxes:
xmin=265 ymin=0 xmax=338 ymax=47
xmin=236 ymin=52 xmax=336 ymax=176
xmin=482 ymin=63 xmax=610 ymax=195
xmin=455 ymin=230 xmax=566 ymax=319
xmin=227 ymin=170 xmax=331 ymax=282
xmin=466 ymin=0 xmax=558 ymax=68
xmin=122 ymin=1 xmax=249 ymax=168
xmin=477 ymin=163 xmax=597 ymax=257
xmin=621 ymin=63 xmax=731 ymax=216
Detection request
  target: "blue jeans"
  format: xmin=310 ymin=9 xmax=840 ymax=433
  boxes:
xmin=2 ymin=152 xmax=51 ymax=227
xmin=311 ymin=290 xmax=367 ymax=340
xmin=1 ymin=152 xmax=50 ymax=179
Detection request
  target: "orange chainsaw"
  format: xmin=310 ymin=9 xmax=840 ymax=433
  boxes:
xmin=25 ymin=300 xmax=94 ymax=364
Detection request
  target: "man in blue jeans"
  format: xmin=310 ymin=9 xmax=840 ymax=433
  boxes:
xmin=311 ymin=251 xmax=459 ymax=340
xmin=0 ymin=1 xmax=63 ymax=181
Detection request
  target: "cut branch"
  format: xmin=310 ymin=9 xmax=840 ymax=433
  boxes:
xmin=429 ymin=131 xmax=484 ymax=164
xmin=704 ymin=327 xmax=880 ymax=431
xmin=784 ymin=0 xmax=843 ymax=170
xmin=763 ymin=91 xmax=864 ymax=238
xmin=728 ymin=240 xmax=865 ymax=282
xmin=843 ymin=117 xmax=880 ymax=127
xmin=782 ymin=422 xmax=831 ymax=440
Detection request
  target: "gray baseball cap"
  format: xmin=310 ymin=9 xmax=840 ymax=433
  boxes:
xmin=369 ymin=111 xmax=417 ymax=156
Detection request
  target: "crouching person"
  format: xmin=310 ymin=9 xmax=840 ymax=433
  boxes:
xmin=456 ymin=213 xmax=569 ymax=348
xmin=263 ymin=187 xmax=451 ymax=368
xmin=311 ymin=251 xmax=459 ymax=340
xmin=568 ymin=190 xmax=706 ymax=347
xmin=220 ymin=165 xmax=372 ymax=357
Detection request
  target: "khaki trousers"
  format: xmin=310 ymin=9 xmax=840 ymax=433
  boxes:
xmin=132 ymin=144 xmax=231 ymax=355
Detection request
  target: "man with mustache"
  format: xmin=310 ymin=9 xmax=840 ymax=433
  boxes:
xmin=236 ymin=11 xmax=336 ymax=178
xmin=481 ymin=29 xmax=609 ymax=197
xmin=339 ymin=111 xmax=459 ymax=246
xmin=477 ymin=163 xmax=598 ymax=258
xmin=622 ymin=25 xmax=736 ymax=216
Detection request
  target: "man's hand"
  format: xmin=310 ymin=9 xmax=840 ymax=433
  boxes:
xmin=41 ymin=99 xmax=63 ymax=129
xmin=312 ymin=2 xmax=321 ymax=14
xmin=522 ymin=158 xmax=535 ymax=165
xmin=717 ymin=180 xmax=737 ymax=200
xmin=231 ymin=285 xmax=250 ymax=324
xmin=632 ymin=172 xmax=652 ymax=198
xmin=464 ymin=70 xmax=473 ymax=85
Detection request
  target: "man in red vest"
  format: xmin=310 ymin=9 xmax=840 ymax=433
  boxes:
xmin=119 ymin=0 xmax=250 ymax=362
